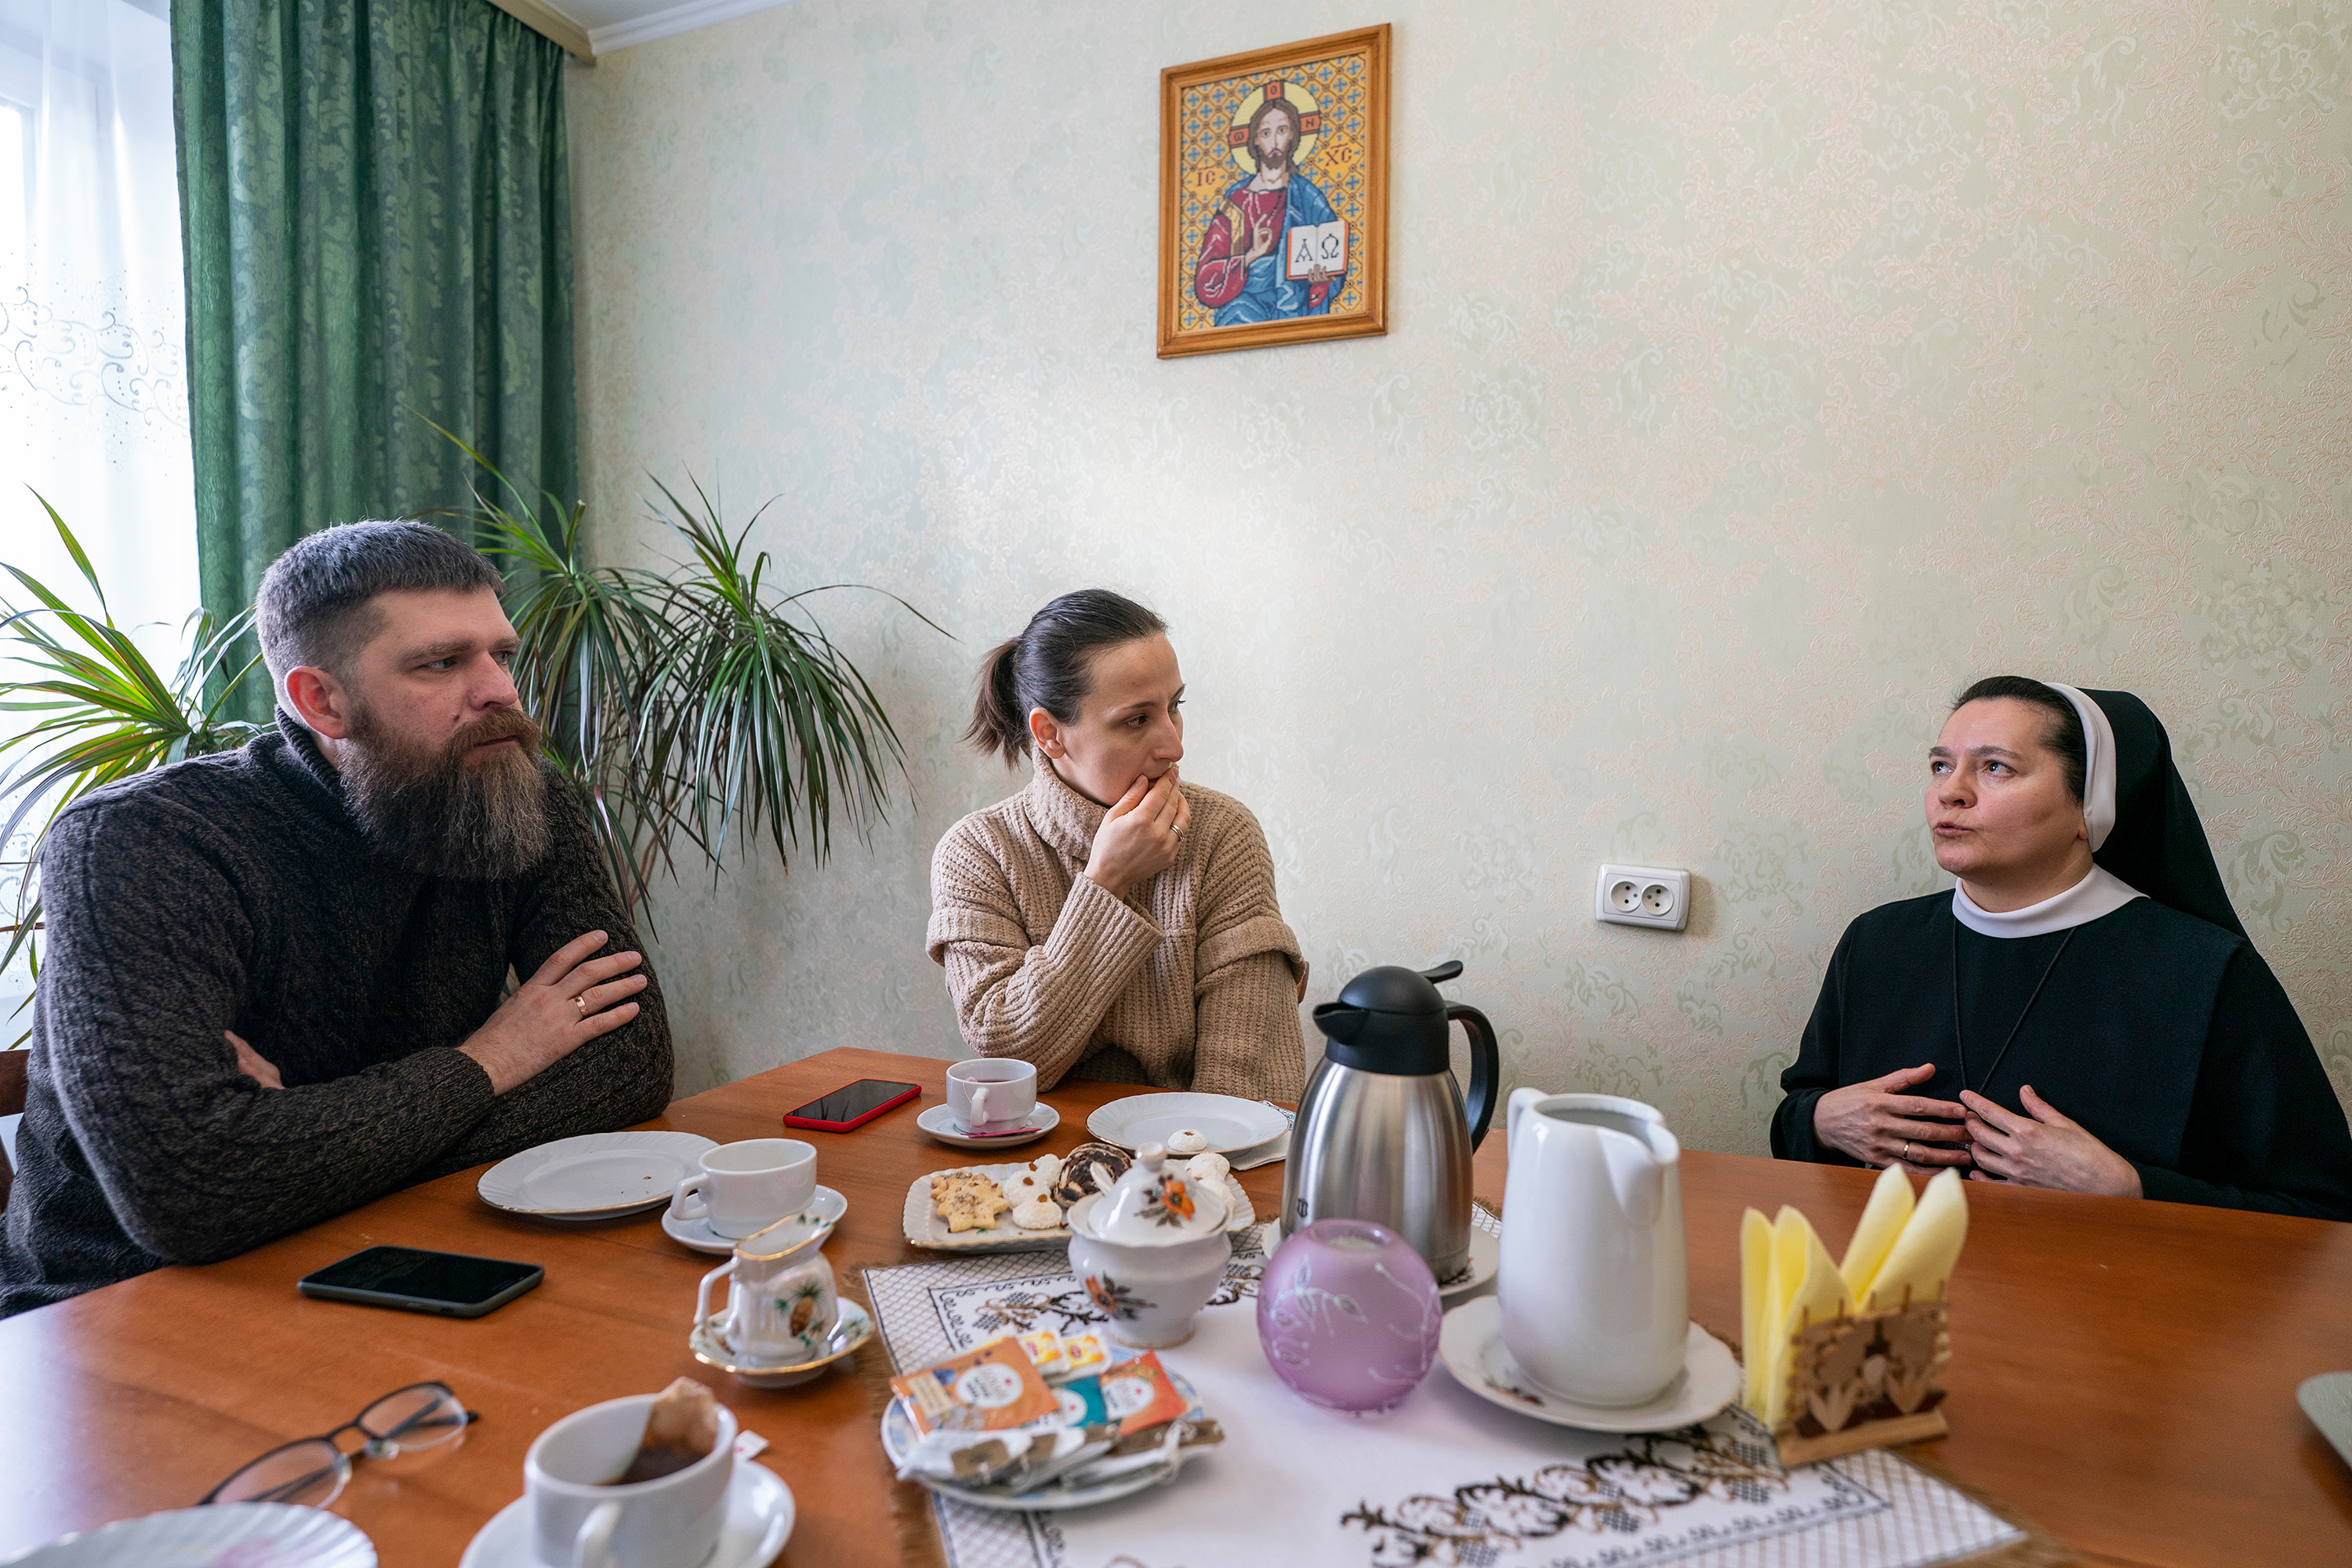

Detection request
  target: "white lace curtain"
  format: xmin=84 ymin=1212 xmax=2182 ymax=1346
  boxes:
xmin=0 ymin=0 xmax=199 ymax=1001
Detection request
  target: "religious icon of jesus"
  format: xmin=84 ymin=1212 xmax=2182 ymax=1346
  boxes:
xmin=1157 ymin=27 xmax=1389 ymax=358
xmin=1191 ymin=89 xmax=1345 ymax=325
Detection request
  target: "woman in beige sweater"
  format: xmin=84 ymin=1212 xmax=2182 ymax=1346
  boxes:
xmin=927 ymin=590 xmax=1308 ymax=1102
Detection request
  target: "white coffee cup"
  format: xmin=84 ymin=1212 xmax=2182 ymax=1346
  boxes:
xmin=946 ymin=1058 xmax=1037 ymax=1132
xmin=668 ymin=1138 xmax=816 ymax=1240
xmin=527 ymin=1393 xmax=736 ymax=1568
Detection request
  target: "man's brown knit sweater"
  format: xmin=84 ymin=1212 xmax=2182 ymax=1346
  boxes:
xmin=927 ymin=764 xmax=1307 ymax=1102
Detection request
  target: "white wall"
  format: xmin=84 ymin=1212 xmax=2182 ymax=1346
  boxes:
xmin=567 ymin=0 xmax=2352 ymax=1150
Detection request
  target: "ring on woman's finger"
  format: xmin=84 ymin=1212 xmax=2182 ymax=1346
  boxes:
xmin=1901 ymin=1140 xmax=1913 ymax=1163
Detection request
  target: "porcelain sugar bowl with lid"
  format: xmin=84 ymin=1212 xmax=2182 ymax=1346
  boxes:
xmin=1065 ymin=1142 xmax=1232 ymax=1348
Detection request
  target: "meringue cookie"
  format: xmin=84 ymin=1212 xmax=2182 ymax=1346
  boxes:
xmin=1011 ymin=1195 xmax=1064 ymax=1231
xmin=1165 ymin=1129 xmax=1210 ymax=1156
xmin=1184 ymin=1152 xmax=1230 ymax=1183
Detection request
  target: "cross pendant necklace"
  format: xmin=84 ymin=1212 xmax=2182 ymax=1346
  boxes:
xmin=1951 ymin=920 xmax=2078 ymax=1095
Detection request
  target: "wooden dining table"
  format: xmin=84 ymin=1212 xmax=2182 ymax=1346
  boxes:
xmin=2 ymin=1044 xmax=2348 ymax=1566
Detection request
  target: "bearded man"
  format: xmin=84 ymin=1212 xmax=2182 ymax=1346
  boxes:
xmin=1191 ymin=94 xmax=1347 ymax=325
xmin=0 ymin=521 xmax=672 ymax=1316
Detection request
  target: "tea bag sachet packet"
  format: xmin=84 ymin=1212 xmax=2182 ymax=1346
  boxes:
xmin=890 ymin=1338 xmax=1061 ymax=1436
xmin=615 ymin=1377 xmax=722 ymax=1484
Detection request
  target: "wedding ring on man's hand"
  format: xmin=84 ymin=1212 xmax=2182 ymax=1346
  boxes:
xmin=575 ymin=994 xmax=590 ymax=1018
xmin=1902 ymin=1141 xmax=1914 ymax=1163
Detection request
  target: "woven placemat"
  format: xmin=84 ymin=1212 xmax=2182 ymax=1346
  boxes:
xmin=848 ymin=1262 xmax=949 ymax=1568
xmin=1894 ymin=1443 xmax=2077 ymax=1567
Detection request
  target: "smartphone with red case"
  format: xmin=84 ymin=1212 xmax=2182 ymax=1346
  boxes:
xmin=782 ymin=1078 xmax=920 ymax=1132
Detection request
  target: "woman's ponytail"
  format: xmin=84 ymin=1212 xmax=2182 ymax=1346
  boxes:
xmin=962 ymin=590 xmax=1169 ymax=766
xmin=965 ymin=637 xmax=1030 ymax=764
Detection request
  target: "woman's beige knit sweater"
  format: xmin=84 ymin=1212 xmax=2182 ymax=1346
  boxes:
xmin=927 ymin=764 xmax=1307 ymax=1102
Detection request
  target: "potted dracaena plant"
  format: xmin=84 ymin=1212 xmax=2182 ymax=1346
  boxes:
xmin=0 ymin=456 xmax=938 ymax=1047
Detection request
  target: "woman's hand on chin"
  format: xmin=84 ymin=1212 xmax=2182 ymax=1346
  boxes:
xmin=1084 ymin=768 xmax=1189 ymax=898
xmin=1812 ymin=1064 xmax=1975 ymax=1172
xmin=1960 ymin=1086 xmax=2143 ymax=1196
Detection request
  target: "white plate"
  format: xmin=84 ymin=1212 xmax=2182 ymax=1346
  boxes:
xmin=1086 ymin=1093 xmax=1290 ymax=1156
xmin=880 ymin=1359 xmax=1212 ymax=1510
xmin=916 ymin=1102 xmax=1060 ymax=1149
xmin=2300 ymin=1372 xmax=2352 ymax=1469
xmin=459 ymin=1461 xmax=792 ymax=1568
xmin=900 ymin=1162 xmax=1257 ymax=1253
xmin=0 ymin=1504 xmax=375 ymax=1566
xmin=691 ymin=1300 xmax=874 ymax=1388
xmin=1436 ymin=1221 xmax=1500 ymax=1301
xmin=478 ymin=1131 xmax=717 ymax=1219
xmin=1438 ymin=1298 xmax=1740 ymax=1432
xmin=1226 ymin=1125 xmax=1291 ymax=1171
xmin=662 ymin=1186 xmax=848 ymax=1254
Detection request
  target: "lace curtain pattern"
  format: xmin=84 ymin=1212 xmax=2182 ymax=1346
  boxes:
xmin=0 ymin=0 xmax=200 ymax=1010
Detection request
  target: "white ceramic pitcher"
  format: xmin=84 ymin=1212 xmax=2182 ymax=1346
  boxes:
xmin=693 ymin=1210 xmax=838 ymax=1365
xmin=1497 ymin=1089 xmax=1688 ymax=1406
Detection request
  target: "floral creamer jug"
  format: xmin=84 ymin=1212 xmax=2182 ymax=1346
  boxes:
xmin=694 ymin=1210 xmax=838 ymax=1364
xmin=1497 ymin=1090 xmax=1687 ymax=1406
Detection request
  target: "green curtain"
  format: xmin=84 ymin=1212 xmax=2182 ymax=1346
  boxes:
xmin=172 ymin=0 xmax=575 ymax=720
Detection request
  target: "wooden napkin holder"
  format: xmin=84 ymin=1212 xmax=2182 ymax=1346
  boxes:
xmin=1773 ymin=1296 xmax=1950 ymax=1466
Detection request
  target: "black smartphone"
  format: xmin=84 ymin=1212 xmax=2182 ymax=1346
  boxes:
xmin=298 ymin=1246 xmax=543 ymax=1319
xmin=781 ymin=1077 xmax=921 ymax=1132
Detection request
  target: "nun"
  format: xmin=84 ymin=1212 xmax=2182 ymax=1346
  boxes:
xmin=1774 ymin=676 xmax=2352 ymax=1220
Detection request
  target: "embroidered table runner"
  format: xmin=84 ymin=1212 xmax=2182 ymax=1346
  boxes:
xmin=862 ymin=1217 xmax=2026 ymax=1568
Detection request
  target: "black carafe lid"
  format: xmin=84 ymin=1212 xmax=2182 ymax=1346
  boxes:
xmin=1311 ymin=961 xmax=1461 ymax=1075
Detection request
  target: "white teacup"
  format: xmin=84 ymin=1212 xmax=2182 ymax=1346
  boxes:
xmin=668 ymin=1138 xmax=816 ymax=1240
xmin=526 ymin=1393 xmax=736 ymax=1568
xmin=946 ymin=1058 xmax=1037 ymax=1133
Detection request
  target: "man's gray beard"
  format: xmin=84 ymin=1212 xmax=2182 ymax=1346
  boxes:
xmin=340 ymin=707 xmax=554 ymax=880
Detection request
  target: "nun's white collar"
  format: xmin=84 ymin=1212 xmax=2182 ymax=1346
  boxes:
xmin=1953 ymin=864 xmax=2144 ymax=938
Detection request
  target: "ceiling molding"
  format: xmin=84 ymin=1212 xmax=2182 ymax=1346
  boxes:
xmin=488 ymin=0 xmax=596 ymax=61
xmin=587 ymin=0 xmax=795 ymax=55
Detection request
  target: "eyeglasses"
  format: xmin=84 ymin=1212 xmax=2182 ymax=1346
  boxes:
xmin=201 ymin=1382 xmax=476 ymax=1508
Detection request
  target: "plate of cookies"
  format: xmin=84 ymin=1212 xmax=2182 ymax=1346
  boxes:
xmin=901 ymin=1142 xmax=1257 ymax=1252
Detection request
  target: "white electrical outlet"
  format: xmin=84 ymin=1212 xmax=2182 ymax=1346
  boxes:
xmin=1594 ymin=864 xmax=1691 ymax=931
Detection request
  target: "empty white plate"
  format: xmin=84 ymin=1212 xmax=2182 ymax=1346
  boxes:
xmin=1437 ymin=1298 xmax=1740 ymax=1433
xmin=0 ymin=1504 xmax=375 ymax=1566
xmin=477 ymin=1131 xmax=717 ymax=1220
xmin=1087 ymin=1093 xmax=1289 ymax=1156
xmin=2300 ymin=1372 xmax=2352 ymax=1469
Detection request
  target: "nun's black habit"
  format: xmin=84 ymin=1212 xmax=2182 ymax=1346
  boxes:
xmin=1773 ymin=687 xmax=2352 ymax=1221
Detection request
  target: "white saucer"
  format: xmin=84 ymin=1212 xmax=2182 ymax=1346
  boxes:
xmin=0 ymin=1504 xmax=374 ymax=1566
xmin=916 ymin=1102 xmax=1059 ymax=1149
xmin=478 ymin=1131 xmax=717 ymax=1220
xmin=459 ymin=1461 xmax=792 ymax=1568
xmin=662 ymin=1186 xmax=849 ymax=1254
xmin=1438 ymin=1298 xmax=1741 ymax=1432
xmin=1436 ymin=1222 xmax=1500 ymax=1301
xmin=1087 ymin=1091 xmax=1289 ymax=1155
xmin=691 ymin=1299 xmax=874 ymax=1388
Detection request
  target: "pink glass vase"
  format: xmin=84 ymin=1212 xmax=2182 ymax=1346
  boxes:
xmin=1256 ymin=1218 xmax=1442 ymax=1412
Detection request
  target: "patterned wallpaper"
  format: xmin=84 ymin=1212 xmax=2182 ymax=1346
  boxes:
xmin=567 ymin=0 xmax=2352 ymax=1152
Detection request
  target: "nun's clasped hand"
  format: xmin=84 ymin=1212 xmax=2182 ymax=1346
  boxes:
xmin=1813 ymin=1063 xmax=1975 ymax=1172
xmin=1960 ymin=1086 xmax=2143 ymax=1196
